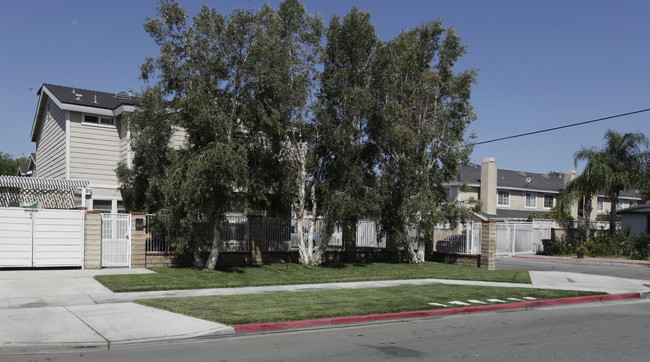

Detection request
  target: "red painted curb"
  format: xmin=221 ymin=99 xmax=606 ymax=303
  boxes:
xmin=512 ymin=255 xmax=650 ymax=266
xmin=232 ymin=293 xmax=640 ymax=333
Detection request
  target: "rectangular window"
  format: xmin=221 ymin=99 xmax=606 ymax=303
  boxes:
xmin=543 ymin=194 xmax=555 ymax=209
xmin=83 ymin=114 xmax=114 ymax=126
xmin=525 ymin=192 xmax=537 ymax=208
xmin=497 ymin=191 xmax=510 ymax=207
xmin=92 ymin=200 xmax=113 ymax=213
xmin=616 ymin=200 xmax=625 ymax=211
xmin=597 ymin=198 xmax=604 ymax=212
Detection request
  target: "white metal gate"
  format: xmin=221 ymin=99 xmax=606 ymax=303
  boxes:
xmin=0 ymin=208 xmax=84 ymax=267
xmin=101 ymin=213 xmax=131 ymax=267
xmin=497 ymin=222 xmax=534 ymax=255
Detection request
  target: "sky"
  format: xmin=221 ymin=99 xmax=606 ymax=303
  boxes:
xmin=1 ymin=0 xmax=649 ymax=174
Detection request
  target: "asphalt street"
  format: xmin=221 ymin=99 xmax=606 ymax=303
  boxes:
xmin=498 ymin=256 xmax=650 ymax=281
xmin=5 ymin=298 xmax=649 ymax=362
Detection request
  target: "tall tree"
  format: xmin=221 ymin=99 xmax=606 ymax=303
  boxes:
xmin=116 ymin=86 xmax=173 ymax=213
xmin=574 ymin=130 xmax=649 ymax=236
xmin=314 ymin=7 xmax=379 ymax=263
xmin=132 ymin=0 xmax=322 ymax=267
xmin=370 ymin=21 xmax=478 ymax=263
xmin=0 ymin=152 xmax=29 ymax=176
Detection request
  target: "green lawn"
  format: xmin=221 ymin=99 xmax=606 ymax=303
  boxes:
xmin=137 ymin=284 xmax=599 ymax=325
xmin=95 ymin=262 xmax=531 ymax=293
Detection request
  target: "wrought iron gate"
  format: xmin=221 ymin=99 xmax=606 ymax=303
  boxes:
xmin=101 ymin=213 xmax=131 ymax=267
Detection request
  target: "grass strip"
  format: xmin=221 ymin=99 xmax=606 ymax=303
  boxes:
xmin=96 ymin=262 xmax=531 ymax=293
xmin=136 ymin=284 xmax=598 ymax=325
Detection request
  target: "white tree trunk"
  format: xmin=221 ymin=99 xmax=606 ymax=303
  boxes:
xmin=205 ymin=224 xmax=221 ymax=270
xmin=405 ymin=229 xmax=425 ymax=264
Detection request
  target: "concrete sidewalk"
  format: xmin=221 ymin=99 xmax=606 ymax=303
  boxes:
xmin=1 ymin=267 xmax=649 ymax=353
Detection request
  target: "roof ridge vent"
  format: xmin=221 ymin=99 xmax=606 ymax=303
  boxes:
xmin=115 ymin=90 xmax=131 ymax=99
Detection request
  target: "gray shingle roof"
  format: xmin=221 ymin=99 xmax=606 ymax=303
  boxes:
xmin=41 ymin=83 xmax=138 ymax=110
xmin=455 ymin=163 xmax=565 ymax=192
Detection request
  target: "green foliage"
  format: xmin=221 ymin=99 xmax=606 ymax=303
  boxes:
xmin=315 ymin=7 xmax=380 ymax=235
xmin=574 ymin=130 xmax=649 ymax=236
xmin=548 ymin=224 xmax=650 ymax=260
xmin=116 ymin=86 xmax=173 ymax=213
xmin=130 ymin=1 xmax=477 ymax=266
xmin=0 ymin=152 xmax=29 ymax=176
xmin=370 ymin=21 xmax=477 ymax=255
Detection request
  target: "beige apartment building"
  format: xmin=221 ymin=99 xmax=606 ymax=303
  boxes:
xmin=444 ymin=157 xmax=642 ymax=221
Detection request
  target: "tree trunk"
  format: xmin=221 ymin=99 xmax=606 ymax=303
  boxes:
xmin=295 ymin=142 xmax=309 ymax=265
xmin=193 ymin=251 xmax=205 ymax=268
xmin=343 ymin=220 xmax=357 ymax=262
xmin=405 ymin=228 xmax=425 ymax=263
xmin=583 ymin=196 xmax=592 ymax=241
xmin=205 ymin=224 xmax=221 ymax=270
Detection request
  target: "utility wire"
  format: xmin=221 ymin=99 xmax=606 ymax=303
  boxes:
xmin=469 ymin=108 xmax=650 ymax=146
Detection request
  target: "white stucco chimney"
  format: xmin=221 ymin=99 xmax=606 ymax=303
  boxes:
xmin=564 ymin=170 xmax=579 ymax=219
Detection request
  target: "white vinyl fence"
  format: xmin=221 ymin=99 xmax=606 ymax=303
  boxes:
xmin=0 ymin=208 xmax=85 ymax=268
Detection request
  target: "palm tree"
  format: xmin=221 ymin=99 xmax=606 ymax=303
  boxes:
xmin=574 ymin=130 xmax=649 ymax=236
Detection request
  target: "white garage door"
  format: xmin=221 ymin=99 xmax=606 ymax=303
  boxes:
xmin=0 ymin=208 xmax=84 ymax=268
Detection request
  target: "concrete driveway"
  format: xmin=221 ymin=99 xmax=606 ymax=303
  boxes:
xmin=0 ymin=269 xmax=234 ymax=353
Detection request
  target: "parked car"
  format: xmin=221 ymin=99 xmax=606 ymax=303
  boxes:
xmin=435 ymin=234 xmax=467 ymax=254
xmin=290 ymin=225 xmax=322 ymax=247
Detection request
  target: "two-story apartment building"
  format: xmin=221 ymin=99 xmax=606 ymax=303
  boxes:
xmin=444 ymin=157 xmax=641 ymax=221
xmin=29 ymin=83 xmax=187 ymax=213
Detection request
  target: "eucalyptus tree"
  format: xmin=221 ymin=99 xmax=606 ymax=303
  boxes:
xmin=370 ymin=21 xmax=478 ymax=263
xmin=313 ymin=8 xmax=379 ymax=263
xmin=574 ymin=130 xmax=649 ymax=236
xmin=116 ymin=87 xmax=173 ymax=214
xmin=136 ymin=0 xmax=321 ymax=268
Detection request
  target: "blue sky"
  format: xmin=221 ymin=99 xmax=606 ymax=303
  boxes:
xmin=1 ymin=0 xmax=649 ymax=174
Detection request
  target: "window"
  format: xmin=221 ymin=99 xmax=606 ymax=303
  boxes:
xmin=525 ymin=192 xmax=537 ymax=208
xmin=597 ymin=198 xmax=604 ymax=212
xmin=544 ymin=194 xmax=555 ymax=209
xmin=616 ymin=200 xmax=625 ymax=211
xmin=497 ymin=191 xmax=510 ymax=207
xmin=83 ymin=114 xmax=114 ymax=126
xmin=92 ymin=200 xmax=113 ymax=213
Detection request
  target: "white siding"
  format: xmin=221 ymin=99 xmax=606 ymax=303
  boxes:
xmin=68 ymin=111 xmax=120 ymax=185
xmin=35 ymin=99 xmax=66 ymax=179
xmin=118 ymin=117 xmax=130 ymax=165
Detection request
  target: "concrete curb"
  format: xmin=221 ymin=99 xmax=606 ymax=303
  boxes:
xmin=232 ymin=292 xmax=641 ymax=333
xmin=512 ymin=255 xmax=650 ymax=266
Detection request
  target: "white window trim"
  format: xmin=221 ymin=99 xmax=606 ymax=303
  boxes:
xmin=525 ymin=192 xmax=537 ymax=209
xmin=597 ymin=198 xmax=605 ymax=212
xmin=543 ymin=194 xmax=555 ymax=209
xmin=497 ymin=190 xmax=510 ymax=207
xmin=82 ymin=113 xmax=115 ymax=127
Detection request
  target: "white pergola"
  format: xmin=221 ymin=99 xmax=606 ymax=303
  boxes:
xmin=0 ymin=176 xmax=90 ymax=209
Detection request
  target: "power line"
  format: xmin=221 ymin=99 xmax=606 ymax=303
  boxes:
xmin=470 ymin=108 xmax=650 ymax=146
